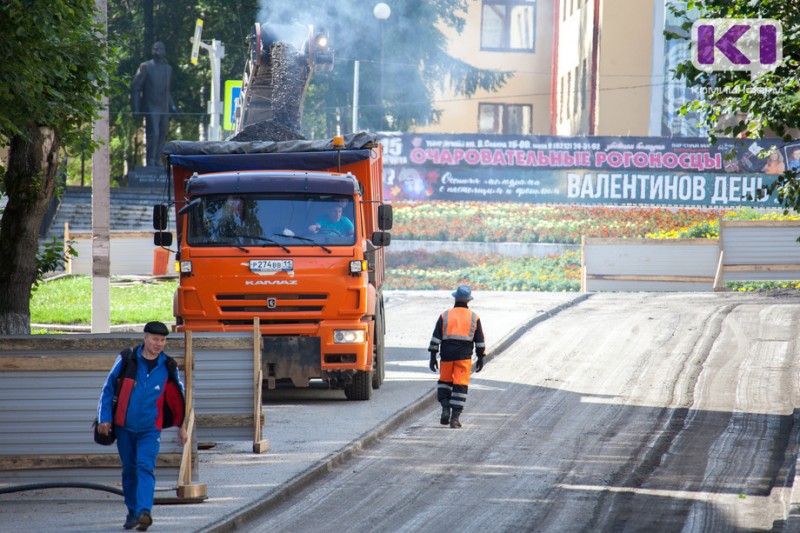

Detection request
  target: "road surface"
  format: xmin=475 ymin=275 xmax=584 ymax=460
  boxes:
xmin=239 ymin=292 xmax=800 ymax=532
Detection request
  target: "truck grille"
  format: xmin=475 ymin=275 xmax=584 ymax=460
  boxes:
xmin=216 ymin=292 xmax=327 ymax=322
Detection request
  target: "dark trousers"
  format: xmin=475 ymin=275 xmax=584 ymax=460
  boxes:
xmin=144 ymin=112 xmax=169 ymax=166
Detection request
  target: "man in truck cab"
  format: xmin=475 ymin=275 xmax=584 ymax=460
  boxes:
xmin=308 ymin=198 xmax=354 ymax=238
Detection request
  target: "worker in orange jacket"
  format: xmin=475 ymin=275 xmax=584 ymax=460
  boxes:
xmin=428 ymin=285 xmax=486 ymax=428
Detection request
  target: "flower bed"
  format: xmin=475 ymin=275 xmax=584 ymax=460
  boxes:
xmin=387 ymin=203 xmax=800 ymax=292
xmin=392 ymin=202 xmax=729 ymax=243
xmin=645 ymin=207 xmax=800 ymax=239
xmin=385 ymin=250 xmax=581 ymax=292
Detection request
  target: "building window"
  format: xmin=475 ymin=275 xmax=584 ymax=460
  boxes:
xmin=478 ymin=103 xmax=532 ymax=134
xmin=481 ymin=0 xmax=536 ymax=52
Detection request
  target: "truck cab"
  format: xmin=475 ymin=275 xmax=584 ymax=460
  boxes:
xmin=156 ymin=134 xmax=391 ymax=400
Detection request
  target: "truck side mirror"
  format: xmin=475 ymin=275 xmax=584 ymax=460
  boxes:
xmin=371 ymin=231 xmax=391 ymax=247
xmin=154 ymin=232 xmax=173 ymax=247
xmin=153 ymin=204 xmax=169 ymax=230
xmin=377 ymin=204 xmax=393 ymax=230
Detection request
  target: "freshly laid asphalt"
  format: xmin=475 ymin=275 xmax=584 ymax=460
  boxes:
xmin=0 ymin=291 xmax=587 ymax=532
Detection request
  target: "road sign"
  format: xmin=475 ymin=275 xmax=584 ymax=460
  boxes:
xmin=191 ymin=19 xmax=203 ymax=65
xmin=224 ymin=80 xmax=242 ymax=131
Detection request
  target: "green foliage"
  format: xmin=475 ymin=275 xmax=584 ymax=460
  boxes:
xmin=34 ymin=238 xmax=77 ymax=291
xmin=667 ymin=0 xmax=800 ymax=212
xmin=726 ymin=281 xmax=800 ymax=292
xmin=57 ymin=0 xmax=512 ymax=178
xmin=30 ymin=276 xmax=176 ymax=325
xmin=0 ymin=0 xmax=117 ymax=148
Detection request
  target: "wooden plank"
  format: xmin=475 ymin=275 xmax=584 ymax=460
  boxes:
xmin=0 ymin=335 xmax=250 ymax=353
xmin=713 ymin=250 xmax=726 ymax=292
xmin=586 ymin=274 xmax=715 ymax=283
xmin=584 ymin=237 xmax=719 ymax=245
xmin=721 ymin=219 xmax=800 ymax=228
xmin=69 ymin=231 xmax=154 ymax=239
xmin=723 ymin=264 xmax=800 ymax=272
xmin=0 ymin=337 xmax=148 ymax=351
xmin=196 ymin=414 xmax=264 ymax=428
xmin=253 ymin=318 xmax=261 ymax=445
xmin=580 ymin=235 xmax=586 ymax=293
xmin=0 ymin=355 xmax=185 ymax=372
xmin=0 ymin=453 xmax=181 ymax=471
xmin=178 ymin=409 xmax=195 ymax=488
xmin=185 ymin=336 xmax=253 ymax=350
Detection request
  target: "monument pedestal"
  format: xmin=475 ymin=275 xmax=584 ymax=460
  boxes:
xmin=128 ymin=165 xmax=167 ymax=188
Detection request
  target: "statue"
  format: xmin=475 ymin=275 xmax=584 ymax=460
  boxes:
xmin=131 ymin=41 xmax=175 ymax=167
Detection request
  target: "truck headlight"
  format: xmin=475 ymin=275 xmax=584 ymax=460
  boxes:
xmin=334 ymin=330 xmax=365 ymax=343
xmin=180 ymin=260 xmax=193 ymax=273
xmin=349 ymin=260 xmax=367 ymax=274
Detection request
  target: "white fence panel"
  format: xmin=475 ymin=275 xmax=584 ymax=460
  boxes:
xmin=583 ymin=238 xmax=720 ymax=292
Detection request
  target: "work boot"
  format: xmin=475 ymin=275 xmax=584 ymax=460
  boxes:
xmin=449 ymin=409 xmax=462 ymax=429
xmin=440 ymin=405 xmax=451 ymax=425
xmin=124 ymin=511 xmax=137 ymax=530
xmin=136 ymin=510 xmax=152 ymax=531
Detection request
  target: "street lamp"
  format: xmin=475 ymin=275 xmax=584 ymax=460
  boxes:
xmin=373 ymin=2 xmax=391 ymax=130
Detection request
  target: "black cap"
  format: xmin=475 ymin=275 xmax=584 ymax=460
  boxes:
xmin=144 ymin=321 xmax=169 ymax=336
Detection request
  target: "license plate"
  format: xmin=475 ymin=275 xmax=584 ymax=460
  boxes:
xmin=249 ymin=259 xmax=293 ymax=272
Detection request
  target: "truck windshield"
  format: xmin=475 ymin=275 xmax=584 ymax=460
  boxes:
xmin=186 ymin=194 xmax=357 ymax=247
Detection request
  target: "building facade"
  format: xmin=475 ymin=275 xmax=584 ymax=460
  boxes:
xmin=416 ymin=0 xmax=698 ymax=138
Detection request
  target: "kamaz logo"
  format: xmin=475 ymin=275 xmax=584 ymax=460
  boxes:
xmin=245 ymin=280 xmax=298 ymax=286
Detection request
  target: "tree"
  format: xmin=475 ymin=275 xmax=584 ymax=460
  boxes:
xmin=107 ymin=0 xmax=260 ymax=177
xmin=668 ymin=0 xmax=800 ymax=210
xmin=0 ymin=0 xmax=116 ymax=334
xmin=104 ymin=0 xmax=510 ymax=158
xmin=268 ymin=0 xmax=512 ymax=135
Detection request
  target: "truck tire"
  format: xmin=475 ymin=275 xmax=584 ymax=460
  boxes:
xmin=344 ymin=370 xmax=372 ymax=401
xmin=371 ymin=297 xmax=386 ymax=390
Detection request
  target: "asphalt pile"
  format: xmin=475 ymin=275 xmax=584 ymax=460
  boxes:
xmin=231 ymin=41 xmax=308 ymax=142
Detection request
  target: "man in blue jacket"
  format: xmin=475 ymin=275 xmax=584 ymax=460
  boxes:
xmin=97 ymin=321 xmax=187 ymax=531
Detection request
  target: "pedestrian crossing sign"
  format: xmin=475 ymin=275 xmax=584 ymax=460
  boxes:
xmin=224 ymin=80 xmax=243 ymax=131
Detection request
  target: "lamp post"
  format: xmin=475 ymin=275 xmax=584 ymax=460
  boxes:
xmin=373 ymin=2 xmax=391 ymax=130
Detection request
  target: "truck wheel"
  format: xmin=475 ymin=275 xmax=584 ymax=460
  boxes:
xmin=371 ymin=297 xmax=386 ymax=390
xmin=345 ymin=370 xmax=372 ymax=401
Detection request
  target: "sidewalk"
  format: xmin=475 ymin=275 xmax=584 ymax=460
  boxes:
xmin=0 ymin=291 xmax=588 ymax=532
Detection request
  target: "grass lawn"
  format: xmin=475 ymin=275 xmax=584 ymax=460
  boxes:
xmin=31 ymin=276 xmax=176 ymax=325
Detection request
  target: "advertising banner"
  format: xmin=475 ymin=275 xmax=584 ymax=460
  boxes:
xmin=380 ymin=133 xmax=800 ymax=207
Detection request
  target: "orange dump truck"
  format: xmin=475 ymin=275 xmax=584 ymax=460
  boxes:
xmin=154 ymin=133 xmax=391 ymax=400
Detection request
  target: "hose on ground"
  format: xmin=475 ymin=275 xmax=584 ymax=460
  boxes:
xmin=0 ymin=482 xmax=123 ymax=496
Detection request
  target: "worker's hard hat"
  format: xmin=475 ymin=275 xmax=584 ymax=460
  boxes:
xmin=452 ymin=285 xmax=473 ymax=301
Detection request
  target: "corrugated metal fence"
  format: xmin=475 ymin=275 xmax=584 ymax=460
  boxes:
xmin=0 ymin=328 xmax=268 ymax=498
xmin=582 ymin=220 xmax=800 ymax=292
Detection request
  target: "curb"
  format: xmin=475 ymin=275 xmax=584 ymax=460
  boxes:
xmin=198 ymin=293 xmax=591 ymax=533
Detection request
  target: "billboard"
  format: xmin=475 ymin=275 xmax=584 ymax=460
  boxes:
xmin=380 ymin=133 xmax=798 ymax=207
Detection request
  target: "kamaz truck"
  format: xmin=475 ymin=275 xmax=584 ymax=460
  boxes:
xmin=154 ymin=133 xmax=392 ymax=400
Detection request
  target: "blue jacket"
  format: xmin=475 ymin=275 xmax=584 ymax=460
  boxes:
xmin=97 ymin=345 xmax=186 ymax=432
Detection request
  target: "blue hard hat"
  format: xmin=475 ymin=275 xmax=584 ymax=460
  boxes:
xmin=452 ymin=285 xmax=473 ymax=301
